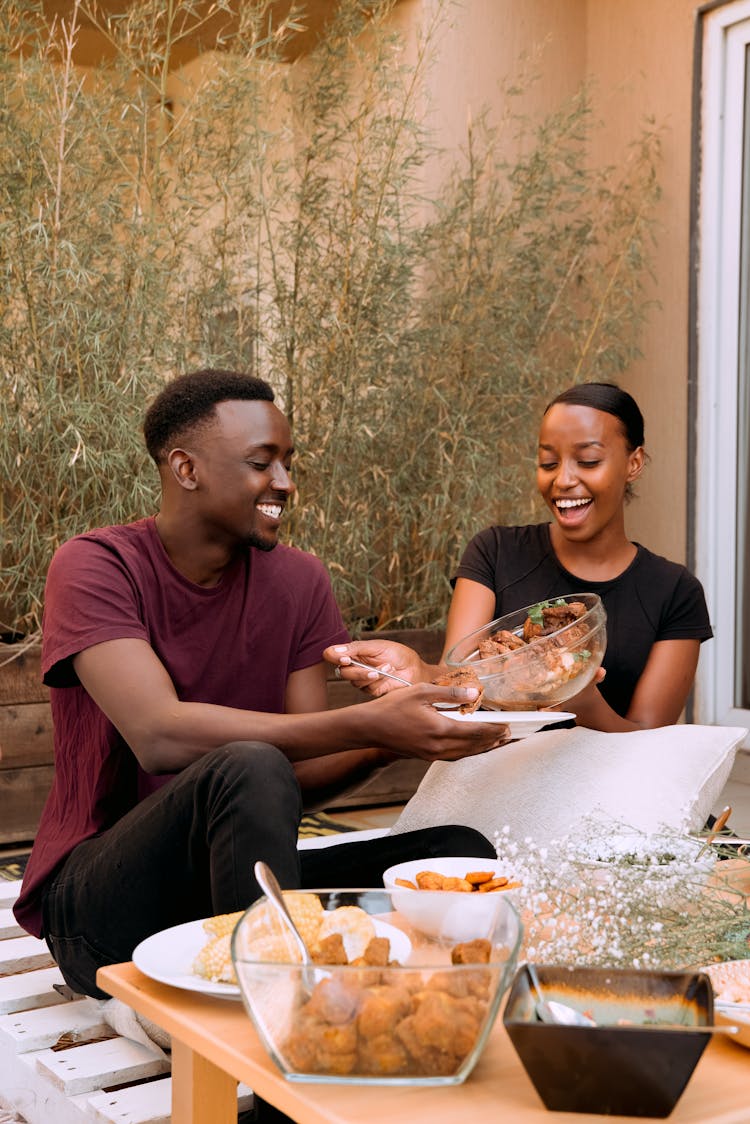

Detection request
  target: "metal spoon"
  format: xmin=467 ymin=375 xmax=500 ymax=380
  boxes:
xmin=343 ymin=658 xmax=413 ymax=687
xmin=546 ymin=999 xmax=596 ymax=1026
xmin=526 ymin=965 xmax=738 ymax=1032
xmin=253 ymin=861 xmax=316 ymax=994
xmin=526 ymin=962 xmax=561 ymax=1024
xmin=546 ymin=998 xmax=738 ymax=1034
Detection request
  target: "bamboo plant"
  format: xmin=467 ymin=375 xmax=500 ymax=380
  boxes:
xmin=0 ymin=0 xmax=660 ymax=641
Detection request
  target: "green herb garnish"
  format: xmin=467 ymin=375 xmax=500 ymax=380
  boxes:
xmin=528 ymin=598 xmax=567 ymax=626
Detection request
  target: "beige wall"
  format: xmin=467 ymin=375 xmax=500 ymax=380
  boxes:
xmin=412 ymin=0 xmax=587 ymax=156
xmin=584 ymin=0 xmax=698 ymax=562
xmin=397 ymin=0 xmax=698 ymax=565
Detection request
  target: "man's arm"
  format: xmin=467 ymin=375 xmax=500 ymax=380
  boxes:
xmin=284 ymin=662 xmax=392 ymax=797
xmin=73 ymin=638 xmax=507 ymax=774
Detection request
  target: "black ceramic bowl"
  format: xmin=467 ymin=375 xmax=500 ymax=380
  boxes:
xmin=503 ymin=963 xmax=714 ymax=1118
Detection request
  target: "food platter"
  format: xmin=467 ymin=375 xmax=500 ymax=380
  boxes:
xmin=702 ymin=959 xmax=750 ymax=1048
xmin=437 ymin=709 xmax=575 ymax=739
xmin=132 ymin=915 xmax=410 ymax=1000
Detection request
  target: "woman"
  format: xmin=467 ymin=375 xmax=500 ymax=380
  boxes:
xmin=328 ymin=382 xmax=712 ymax=731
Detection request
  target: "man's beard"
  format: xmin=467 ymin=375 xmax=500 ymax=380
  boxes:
xmin=247 ymin=530 xmax=278 ymax=552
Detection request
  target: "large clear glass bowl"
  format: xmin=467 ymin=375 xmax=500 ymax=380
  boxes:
xmin=231 ymin=887 xmax=522 ymax=1086
xmin=444 ymin=592 xmax=606 ymax=711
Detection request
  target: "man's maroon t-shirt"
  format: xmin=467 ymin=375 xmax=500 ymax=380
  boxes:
xmin=14 ymin=518 xmax=348 ymax=936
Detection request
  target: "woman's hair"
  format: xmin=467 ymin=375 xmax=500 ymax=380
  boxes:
xmin=143 ymin=368 xmax=275 ymax=463
xmin=544 ymin=381 xmax=644 ymax=451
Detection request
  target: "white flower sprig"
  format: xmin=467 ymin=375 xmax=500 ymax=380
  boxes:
xmin=493 ymin=814 xmax=750 ymax=969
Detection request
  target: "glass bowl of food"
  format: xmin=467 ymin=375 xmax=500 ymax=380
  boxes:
xmin=231 ymin=887 xmax=522 ymax=1086
xmin=444 ymin=592 xmax=606 ymax=711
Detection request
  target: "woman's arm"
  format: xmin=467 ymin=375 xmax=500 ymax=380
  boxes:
xmin=566 ymin=639 xmax=701 ymax=732
xmin=442 ymin=578 xmax=496 ymax=658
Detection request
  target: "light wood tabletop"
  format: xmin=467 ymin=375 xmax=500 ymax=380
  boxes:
xmin=97 ymin=959 xmax=750 ymax=1124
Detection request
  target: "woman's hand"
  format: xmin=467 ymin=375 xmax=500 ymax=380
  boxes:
xmin=323 ymin=639 xmax=437 ymax=697
xmin=551 ymin=668 xmax=607 ymax=724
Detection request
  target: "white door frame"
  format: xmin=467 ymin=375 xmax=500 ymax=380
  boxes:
xmin=695 ymin=0 xmax=750 ymax=731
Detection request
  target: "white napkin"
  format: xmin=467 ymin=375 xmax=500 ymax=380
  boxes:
xmin=99 ymin=997 xmax=171 ymax=1055
xmin=391 ymin=724 xmax=746 ymax=844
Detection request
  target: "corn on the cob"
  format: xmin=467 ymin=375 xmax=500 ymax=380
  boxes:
xmin=203 ymin=910 xmax=244 ymax=938
xmin=283 ymin=892 xmax=325 ymax=947
xmin=194 ymin=893 xmax=327 ymax=980
xmin=193 ymin=933 xmax=236 ymax=983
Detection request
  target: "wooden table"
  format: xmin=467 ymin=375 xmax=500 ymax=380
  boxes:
xmin=97 ymin=960 xmax=750 ymax=1124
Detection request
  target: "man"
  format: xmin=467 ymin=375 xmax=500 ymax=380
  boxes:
xmin=14 ymin=369 xmax=504 ymax=1002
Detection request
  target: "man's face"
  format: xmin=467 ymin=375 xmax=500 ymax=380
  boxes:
xmin=187 ymin=399 xmax=296 ymax=552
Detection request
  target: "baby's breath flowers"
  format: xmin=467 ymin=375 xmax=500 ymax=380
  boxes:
xmin=494 ymin=815 xmax=750 ymax=969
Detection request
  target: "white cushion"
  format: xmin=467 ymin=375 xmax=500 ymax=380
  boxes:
xmin=391 ymin=724 xmax=746 ymax=844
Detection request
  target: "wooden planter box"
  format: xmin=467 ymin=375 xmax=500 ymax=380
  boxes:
xmin=0 ymin=644 xmax=53 ymax=844
xmin=0 ymin=629 xmax=444 ymax=845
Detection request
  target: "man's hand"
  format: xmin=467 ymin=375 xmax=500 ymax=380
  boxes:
xmin=363 ymin=681 xmax=510 ymax=761
xmin=323 ymin=639 xmax=436 ymax=697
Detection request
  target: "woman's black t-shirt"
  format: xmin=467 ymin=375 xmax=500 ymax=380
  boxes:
xmin=453 ymin=523 xmax=713 ymax=717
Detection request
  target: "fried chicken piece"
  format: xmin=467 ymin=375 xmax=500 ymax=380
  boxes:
xmin=304 ymin=976 xmax=362 ymax=1025
xmin=451 ymin=938 xmax=492 ymax=964
xmin=285 ymin=1012 xmax=325 ymax=1072
xmin=542 ymin=601 xmax=586 ymax=626
xmin=357 ymin=984 xmax=414 ymax=1039
xmin=316 ymin=906 xmax=376 ymax=961
xmin=493 ymin=629 xmax=526 ymax=650
xmin=357 ymin=1032 xmax=410 ymax=1076
xmin=396 ymin=989 xmax=483 ymax=1074
xmin=523 ymin=616 xmax=544 ymax=642
xmin=312 ymin=932 xmax=349 ymax=965
xmin=361 ymin=936 xmax=391 ymax=967
xmin=432 ymin=666 xmax=484 ymax=713
xmin=285 ymin=1011 xmax=359 ymax=1076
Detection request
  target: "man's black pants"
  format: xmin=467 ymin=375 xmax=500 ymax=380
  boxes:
xmin=41 ymin=741 xmax=496 ymax=999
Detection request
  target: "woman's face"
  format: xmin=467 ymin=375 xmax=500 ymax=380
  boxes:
xmin=536 ymin=403 xmax=644 ymax=542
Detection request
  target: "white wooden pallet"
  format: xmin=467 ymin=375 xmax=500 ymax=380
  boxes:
xmin=0 ymin=880 xmax=253 ymax=1124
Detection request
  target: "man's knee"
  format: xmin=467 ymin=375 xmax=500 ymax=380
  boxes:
xmin=199 ymin=742 xmax=300 ymax=805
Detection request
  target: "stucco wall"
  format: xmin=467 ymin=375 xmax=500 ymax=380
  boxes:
xmin=400 ymin=0 xmax=698 ymax=565
xmin=584 ymin=0 xmax=698 ymax=563
xmin=68 ymin=0 xmax=701 ymax=564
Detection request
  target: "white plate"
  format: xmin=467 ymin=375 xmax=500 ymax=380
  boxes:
xmin=132 ymin=915 xmax=410 ymax=1000
xmin=702 ymin=959 xmax=750 ymax=1049
xmin=133 ymin=919 xmax=241 ymax=999
xmin=437 ymin=709 xmax=575 ymax=739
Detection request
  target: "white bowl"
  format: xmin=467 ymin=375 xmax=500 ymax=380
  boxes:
xmin=383 ymin=856 xmax=522 ymax=941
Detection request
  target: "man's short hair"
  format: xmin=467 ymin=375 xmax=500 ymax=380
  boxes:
xmin=143 ymin=369 xmax=275 ymax=463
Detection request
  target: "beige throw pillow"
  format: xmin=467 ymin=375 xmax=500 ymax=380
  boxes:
xmin=391 ymin=724 xmax=746 ymax=844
